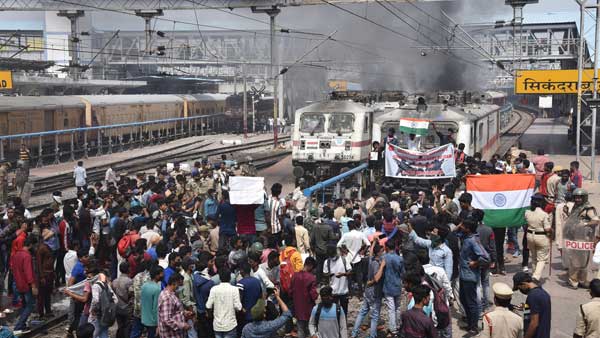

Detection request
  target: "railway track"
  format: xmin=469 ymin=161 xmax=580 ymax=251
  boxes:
xmin=24 ymin=136 xmax=290 ymax=214
xmin=30 ymin=135 xmax=290 ymax=196
xmin=497 ymin=109 xmax=535 ymax=157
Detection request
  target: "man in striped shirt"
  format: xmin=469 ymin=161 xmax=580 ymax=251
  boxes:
xmin=269 ymin=183 xmax=286 ymax=245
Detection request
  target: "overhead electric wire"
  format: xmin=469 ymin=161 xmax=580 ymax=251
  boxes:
xmin=319 ymin=0 xmax=486 ymax=69
xmin=273 ymin=31 xmax=337 ymax=79
xmin=51 ymin=0 xmax=398 ymax=65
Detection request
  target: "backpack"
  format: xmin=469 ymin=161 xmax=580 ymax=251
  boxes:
xmin=95 ymin=282 xmax=117 ymax=327
xmin=424 ymin=272 xmax=450 ymax=329
xmin=279 ymin=250 xmax=295 ymax=294
xmin=117 ymin=234 xmax=134 ymax=258
xmin=314 ymin=303 xmax=342 ymax=338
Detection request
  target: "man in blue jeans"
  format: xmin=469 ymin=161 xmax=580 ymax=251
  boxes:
xmin=12 ymin=236 xmax=36 ymax=332
xmin=456 ymin=218 xmax=490 ymax=338
xmin=352 ymin=241 xmax=383 ymax=338
xmin=373 ymin=239 xmax=404 ymax=336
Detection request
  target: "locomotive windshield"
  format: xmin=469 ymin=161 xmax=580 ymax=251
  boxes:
xmin=300 ymin=113 xmax=325 ymax=133
xmin=329 ymin=113 xmax=354 ymax=133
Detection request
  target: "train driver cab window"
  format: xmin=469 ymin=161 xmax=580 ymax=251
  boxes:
xmin=329 ymin=113 xmax=354 ymax=134
xmin=300 ymin=113 xmax=325 ymax=134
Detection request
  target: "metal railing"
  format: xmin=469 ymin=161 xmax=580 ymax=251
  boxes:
xmin=303 ymin=163 xmax=369 ymax=205
xmin=0 ymin=113 xmax=225 ymax=166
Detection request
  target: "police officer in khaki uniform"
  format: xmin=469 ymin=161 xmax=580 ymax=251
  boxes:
xmin=563 ymin=189 xmax=600 ymax=289
xmin=525 ymin=193 xmax=552 ymax=281
xmin=481 ymin=282 xmax=523 ymax=338
xmin=0 ymin=161 xmax=9 ymax=207
xmin=574 ymin=279 xmax=600 ymax=338
xmin=241 ymin=156 xmax=257 ymax=177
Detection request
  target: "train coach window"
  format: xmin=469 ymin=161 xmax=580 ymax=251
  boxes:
xmin=300 ymin=113 xmax=325 ymax=133
xmin=329 ymin=113 xmax=354 ymax=133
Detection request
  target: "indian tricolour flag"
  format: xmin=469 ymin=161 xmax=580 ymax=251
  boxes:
xmin=466 ymin=174 xmax=535 ymax=228
xmin=399 ymin=118 xmax=430 ymax=136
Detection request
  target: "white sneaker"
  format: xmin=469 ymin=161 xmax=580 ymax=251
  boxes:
xmin=522 ymin=266 xmax=529 ymax=272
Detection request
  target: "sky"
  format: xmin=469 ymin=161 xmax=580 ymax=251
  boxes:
xmin=0 ymin=0 xmax=586 ymax=31
xmin=0 ymin=0 xmax=593 ymax=90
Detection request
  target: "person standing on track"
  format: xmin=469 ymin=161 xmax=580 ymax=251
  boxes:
xmin=73 ymin=161 xmax=87 ymax=193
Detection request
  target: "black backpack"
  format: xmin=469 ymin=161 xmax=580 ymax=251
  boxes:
xmin=95 ymin=282 xmax=117 ymax=327
xmin=424 ymin=273 xmax=450 ymax=329
xmin=314 ymin=303 xmax=342 ymax=338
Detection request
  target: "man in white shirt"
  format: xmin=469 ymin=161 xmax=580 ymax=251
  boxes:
xmin=323 ymin=244 xmax=352 ymax=316
xmin=206 ymin=268 xmax=242 ymax=337
xmin=63 ymin=245 xmax=78 ymax=287
xmin=337 ymin=220 xmax=370 ymax=294
xmin=105 ymin=166 xmax=119 ymax=186
xmin=337 ymin=221 xmax=370 ymax=265
xmin=248 ymin=255 xmax=275 ymax=292
xmin=73 ymin=161 xmax=87 ymax=192
xmin=406 ymin=133 xmax=421 ymax=151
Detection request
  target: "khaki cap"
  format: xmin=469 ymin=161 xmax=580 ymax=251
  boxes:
xmin=492 ymin=282 xmax=513 ymax=299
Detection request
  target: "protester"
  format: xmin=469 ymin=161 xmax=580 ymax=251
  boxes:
xmin=309 ymin=286 xmax=348 ymax=338
xmin=205 ymin=268 xmax=242 ymax=338
xmin=513 ymin=271 xmax=551 ymax=338
xmin=400 ymin=284 xmax=437 ymax=338
xmin=6 ymin=133 xmax=600 ymax=338
xmin=456 ymin=217 xmax=490 ymax=337
xmin=158 ymin=273 xmax=191 ymax=338
xmin=240 ymin=288 xmax=291 ymax=338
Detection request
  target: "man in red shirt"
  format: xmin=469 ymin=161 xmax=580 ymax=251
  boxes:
xmin=12 ymin=236 xmax=36 ymax=331
xmin=10 ymin=220 xmax=28 ymax=258
xmin=234 ymin=204 xmax=259 ymax=244
xmin=290 ymin=257 xmax=318 ymax=338
xmin=570 ymin=161 xmax=583 ymax=188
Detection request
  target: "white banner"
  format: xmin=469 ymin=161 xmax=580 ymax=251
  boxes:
xmin=229 ymin=176 xmax=265 ymax=205
xmin=385 ymin=143 xmax=456 ymax=179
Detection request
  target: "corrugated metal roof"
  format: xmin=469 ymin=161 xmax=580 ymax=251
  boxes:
xmin=0 ymin=96 xmax=85 ymax=112
xmin=79 ymin=95 xmax=184 ymax=105
xmin=192 ymin=93 xmax=229 ymax=101
xmin=485 ymin=91 xmax=507 ymax=99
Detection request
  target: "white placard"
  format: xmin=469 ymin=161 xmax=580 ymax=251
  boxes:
xmin=539 ymin=96 xmax=553 ymax=109
xmin=229 ymin=176 xmax=265 ymax=205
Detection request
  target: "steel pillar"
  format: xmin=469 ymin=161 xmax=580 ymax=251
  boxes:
xmin=252 ymin=6 xmax=281 ymax=148
xmin=592 ymin=0 xmax=600 ymax=181
xmin=135 ymin=9 xmax=163 ymax=55
xmin=577 ymin=1 xmax=586 ymax=162
xmin=243 ymin=64 xmax=248 ymax=138
xmin=57 ymin=10 xmax=84 ymax=80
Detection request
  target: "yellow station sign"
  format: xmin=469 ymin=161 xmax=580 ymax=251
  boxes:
xmin=515 ymin=69 xmax=600 ymax=94
xmin=0 ymin=71 xmax=12 ymax=90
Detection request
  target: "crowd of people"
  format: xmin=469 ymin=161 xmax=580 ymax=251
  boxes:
xmin=0 ymin=139 xmax=600 ymax=338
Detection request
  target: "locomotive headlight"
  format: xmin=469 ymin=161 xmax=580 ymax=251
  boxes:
xmin=345 ymin=141 xmax=351 ymax=151
xmin=300 ymin=140 xmax=305 ymax=150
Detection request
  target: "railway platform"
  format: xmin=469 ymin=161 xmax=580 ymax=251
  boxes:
xmin=11 ymin=132 xmax=289 ymax=211
xmin=27 ymin=133 xmax=272 ymax=180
